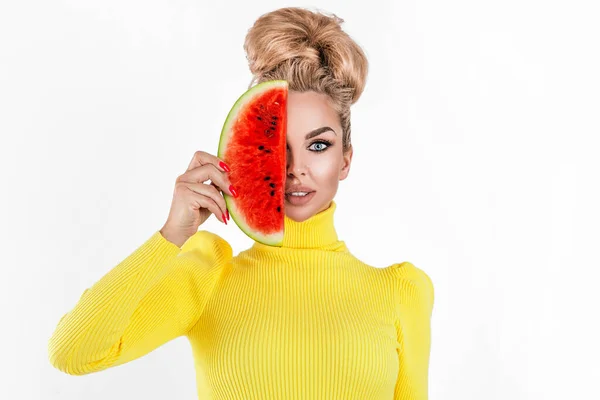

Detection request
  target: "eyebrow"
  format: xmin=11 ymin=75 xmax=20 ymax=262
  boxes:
xmin=305 ymin=126 xmax=337 ymax=140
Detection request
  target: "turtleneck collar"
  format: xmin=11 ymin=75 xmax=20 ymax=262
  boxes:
xmin=250 ymin=200 xmax=348 ymax=252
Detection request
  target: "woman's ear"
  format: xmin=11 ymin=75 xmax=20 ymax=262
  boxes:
xmin=339 ymin=145 xmax=353 ymax=181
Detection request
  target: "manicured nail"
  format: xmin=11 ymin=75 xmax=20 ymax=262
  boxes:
xmin=226 ymin=209 xmax=230 ymax=221
xmin=229 ymin=185 xmax=238 ymax=198
xmin=219 ymin=161 xmax=230 ymax=172
xmin=222 ymin=213 xmax=227 ymax=224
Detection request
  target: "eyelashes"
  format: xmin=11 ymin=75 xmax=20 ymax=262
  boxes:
xmin=286 ymin=139 xmax=333 ymax=153
xmin=309 ymin=140 xmax=333 ymax=152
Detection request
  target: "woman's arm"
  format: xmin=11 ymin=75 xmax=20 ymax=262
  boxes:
xmin=391 ymin=262 xmax=435 ymax=400
xmin=47 ymin=229 xmax=232 ymax=375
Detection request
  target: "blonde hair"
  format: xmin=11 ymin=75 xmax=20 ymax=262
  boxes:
xmin=244 ymin=7 xmax=369 ymax=154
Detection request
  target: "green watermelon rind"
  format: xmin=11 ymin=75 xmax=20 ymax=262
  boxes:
xmin=217 ymin=80 xmax=287 ymax=246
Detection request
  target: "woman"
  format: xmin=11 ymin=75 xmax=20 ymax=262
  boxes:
xmin=48 ymin=7 xmax=434 ymax=400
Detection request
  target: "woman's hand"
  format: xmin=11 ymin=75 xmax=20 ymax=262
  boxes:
xmin=160 ymin=151 xmax=237 ymax=247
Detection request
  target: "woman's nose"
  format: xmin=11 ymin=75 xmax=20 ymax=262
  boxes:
xmin=286 ymin=147 xmax=307 ymax=176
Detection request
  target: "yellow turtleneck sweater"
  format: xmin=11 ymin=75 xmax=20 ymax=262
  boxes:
xmin=48 ymin=200 xmax=434 ymax=399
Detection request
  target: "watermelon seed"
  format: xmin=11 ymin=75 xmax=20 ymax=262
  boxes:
xmin=265 ymin=149 xmax=271 ymax=153
xmin=270 ymin=190 xmax=275 ymax=196
xmin=277 ymin=206 xmax=281 ymax=212
xmin=272 ymin=116 xmax=278 ymax=120
xmin=258 ymin=145 xmax=264 ymax=150
xmin=264 ymin=176 xmax=271 ymax=180
xmin=269 ymin=183 xmax=275 ymax=188
xmin=257 ymin=116 xmax=262 ymax=121
xmin=271 ymin=121 xmax=276 ymax=126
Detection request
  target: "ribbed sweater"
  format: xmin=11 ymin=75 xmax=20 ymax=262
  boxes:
xmin=48 ymin=200 xmax=434 ymax=399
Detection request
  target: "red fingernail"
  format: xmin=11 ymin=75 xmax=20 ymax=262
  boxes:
xmin=219 ymin=161 xmax=230 ymax=172
xmin=222 ymin=213 xmax=227 ymax=224
xmin=229 ymin=185 xmax=238 ymax=198
xmin=226 ymin=209 xmax=230 ymax=221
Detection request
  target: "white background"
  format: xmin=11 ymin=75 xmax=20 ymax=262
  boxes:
xmin=1 ymin=0 xmax=598 ymax=399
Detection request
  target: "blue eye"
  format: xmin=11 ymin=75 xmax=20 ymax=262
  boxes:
xmin=309 ymin=140 xmax=332 ymax=152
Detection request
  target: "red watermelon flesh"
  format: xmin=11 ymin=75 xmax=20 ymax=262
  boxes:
xmin=217 ymin=80 xmax=288 ymax=246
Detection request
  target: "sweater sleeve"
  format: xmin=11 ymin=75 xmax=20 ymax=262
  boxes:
xmin=390 ymin=261 xmax=435 ymax=400
xmin=48 ymin=229 xmax=232 ymax=376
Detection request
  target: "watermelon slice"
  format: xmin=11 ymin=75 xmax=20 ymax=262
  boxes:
xmin=217 ymin=80 xmax=288 ymax=246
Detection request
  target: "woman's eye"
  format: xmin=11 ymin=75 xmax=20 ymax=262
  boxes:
xmin=309 ymin=141 xmax=330 ymax=152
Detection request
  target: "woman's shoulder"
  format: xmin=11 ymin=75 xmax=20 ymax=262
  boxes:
xmin=179 ymin=230 xmax=233 ymax=264
xmin=385 ymin=261 xmax=433 ymax=285
xmin=384 ymin=261 xmax=435 ymax=308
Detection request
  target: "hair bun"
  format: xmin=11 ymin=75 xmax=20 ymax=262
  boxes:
xmin=244 ymin=7 xmax=368 ymax=104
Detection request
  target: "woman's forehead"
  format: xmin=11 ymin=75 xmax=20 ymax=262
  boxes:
xmin=286 ymin=91 xmax=340 ymax=137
